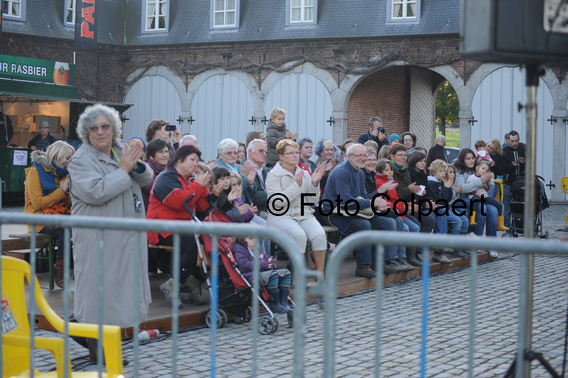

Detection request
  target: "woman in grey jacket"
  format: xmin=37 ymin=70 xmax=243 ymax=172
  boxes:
xmin=453 ymin=148 xmax=499 ymax=257
xmin=68 ymin=104 xmax=153 ymax=362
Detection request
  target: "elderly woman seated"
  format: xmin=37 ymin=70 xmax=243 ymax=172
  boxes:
xmin=313 ymin=138 xmax=340 ymax=193
xmin=214 ymin=138 xmax=241 ymax=173
xmin=266 ymin=139 xmax=327 ymax=276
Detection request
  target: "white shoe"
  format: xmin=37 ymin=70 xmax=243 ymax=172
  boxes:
xmin=467 ymin=232 xmax=477 ymax=238
xmin=489 ymin=250 xmax=498 ymax=258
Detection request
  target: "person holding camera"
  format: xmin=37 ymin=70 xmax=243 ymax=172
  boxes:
xmin=358 ymin=117 xmax=389 ymax=150
xmin=68 ymin=104 xmax=153 ymax=364
xmin=144 ymin=118 xmax=182 ymax=158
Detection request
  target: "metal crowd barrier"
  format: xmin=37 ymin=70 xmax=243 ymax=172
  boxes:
xmin=0 ymin=212 xmax=316 ymax=378
xmin=323 ymin=231 xmax=568 ymax=378
xmin=3 ymin=211 xmax=568 ymax=377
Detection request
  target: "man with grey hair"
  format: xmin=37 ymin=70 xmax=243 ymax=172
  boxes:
xmin=241 ymin=138 xmax=268 ymax=218
xmin=320 ymin=143 xmax=410 ymax=278
xmin=214 ymin=138 xmax=241 ymax=173
xmin=179 ymin=134 xmax=199 ymax=149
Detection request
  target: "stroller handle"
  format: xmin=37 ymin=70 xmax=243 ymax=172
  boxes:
xmin=183 ymin=193 xmax=197 ymax=220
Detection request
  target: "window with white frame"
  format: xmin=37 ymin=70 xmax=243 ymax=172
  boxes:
xmin=290 ymin=0 xmax=314 ymax=23
xmin=2 ymin=0 xmax=22 ymax=19
xmin=146 ymin=0 xmax=168 ymax=31
xmin=392 ymin=0 xmax=417 ymax=20
xmin=213 ymin=0 xmax=237 ymax=27
xmin=64 ymin=0 xmax=75 ymax=25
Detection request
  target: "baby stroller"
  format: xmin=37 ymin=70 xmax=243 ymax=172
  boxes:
xmin=508 ymin=174 xmax=549 ymax=239
xmin=184 ymin=199 xmax=293 ymax=334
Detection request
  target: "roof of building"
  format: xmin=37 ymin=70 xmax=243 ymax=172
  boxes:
xmin=2 ymin=0 xmax=460 ymax=46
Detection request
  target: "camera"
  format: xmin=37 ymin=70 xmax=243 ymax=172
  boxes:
xmin=165 ymin=124 xmax=176 ymax=132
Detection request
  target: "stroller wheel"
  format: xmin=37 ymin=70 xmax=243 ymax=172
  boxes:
xmin=245 ymin=307 xmax=252 ymax=323
xmin=206 ymin=310 xmax=225 ymax=329
xmin=258 ymin=315 xmax=278 ymax=335
xmin=219 ymin=309 xmax=228 ymax=328
xmin=287 ymin=312 xmax=293 ymax=328
xmin=233 ymin=313 xmax=246 ymax=324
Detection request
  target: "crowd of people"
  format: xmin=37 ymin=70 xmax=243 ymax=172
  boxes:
xmin=23 ymin=104 xmax=527 ymax=360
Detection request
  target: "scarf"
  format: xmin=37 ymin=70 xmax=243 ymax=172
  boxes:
xmin=391 ymin=159 xmax=407 ymax=172
xmin=34 ymin=161 xmax=68 ymax=196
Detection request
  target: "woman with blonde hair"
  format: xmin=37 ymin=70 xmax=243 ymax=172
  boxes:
xmin=24 ymin=140 xmax=75 ymax=288
xmin=266 ymin=139 xmax=327 ymax=277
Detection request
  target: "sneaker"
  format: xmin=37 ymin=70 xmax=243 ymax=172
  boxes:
xmin=489 ymin=250 xmax=499 ymax=258
xmin=467 ymin=232 xmax=477 ymax=238
xmin=355 ymin=264 xmax=376 ymax=279
xmin=453 ymin=250 xmax=469 ymax=259
xmin=396 ymin=259 xmax=416 ymax=271
xmin=160 ymin=279 xmax=182 ymax=309
xmin=383 ymin=261 xmax=398 ymax=275
xmin=182 ymin=276 xmax=205 ymax=305
xmin=390 ymin=259 xmax=411 ymax=272
xmin=435 ymin=253 xmax=452 ymax=264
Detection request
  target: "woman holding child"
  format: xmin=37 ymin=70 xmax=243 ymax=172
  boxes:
xmin=454 ymin=148 xmax=502 ymax=257
xmin=266 ymin=139 xmax=327 ymax=277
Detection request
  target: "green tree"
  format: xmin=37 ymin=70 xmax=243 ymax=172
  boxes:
xmin=435 ymin=81 xmax=459 ymax=135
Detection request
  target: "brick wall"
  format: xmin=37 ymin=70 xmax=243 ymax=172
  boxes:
xmin=347 ymin=67 xmax=410 ymax=141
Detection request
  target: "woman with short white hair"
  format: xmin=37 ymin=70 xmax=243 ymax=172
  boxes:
xmin=68 ymin=103 xmax=153 ymax=364
xmin=214 ymin=138 xmax=241 ymax=173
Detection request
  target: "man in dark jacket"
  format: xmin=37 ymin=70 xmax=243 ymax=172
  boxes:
xmin=502 ymin=130 xmax=526 ymax=229
xmin=241 ymin=139 xmax=269 ymax=218
xmin=0 ymin=103 xmax=13 ymax=147
xmin=321 ymin=143 xmax=409 ymax=278
xmin=28 ymin=121 xmax=57 ymax=151
xmin=358 ymin=117 xmax=389 ymax=149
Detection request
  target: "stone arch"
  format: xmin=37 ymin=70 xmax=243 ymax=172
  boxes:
xmin=125 ymin=66 xmax=189 ymax=111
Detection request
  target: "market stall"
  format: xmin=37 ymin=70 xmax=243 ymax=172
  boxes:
xmin=0 ymin=54 xmax=130 ymax=202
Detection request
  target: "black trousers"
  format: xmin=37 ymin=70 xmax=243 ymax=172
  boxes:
xmin=158 ymin=233 xmax=201 ymax=284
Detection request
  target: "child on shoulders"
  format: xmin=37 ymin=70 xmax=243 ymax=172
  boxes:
xmin=265 ymin=107 xmax=299 ymax=168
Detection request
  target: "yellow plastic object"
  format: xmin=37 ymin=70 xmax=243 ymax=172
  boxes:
xmin=496 ymin=178 xmax=504 ymax=203
xmin=562 ymin=177 xmax=568 ymax=226
xmin=2 ymin=256 xmax=125 ymax=378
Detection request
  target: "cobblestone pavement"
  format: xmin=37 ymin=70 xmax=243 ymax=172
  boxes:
xmin=14 ymin=204 xmax=568 ymax=377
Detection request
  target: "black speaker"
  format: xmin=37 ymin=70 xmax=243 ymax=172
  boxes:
xmin=460 ymin=0 xmax=568 ymax=65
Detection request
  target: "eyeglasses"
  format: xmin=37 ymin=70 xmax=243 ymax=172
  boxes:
xmin=88 ymin=123 xmax=111 ymax=133
xmin=224 ymin=151 xmax=238 ymax=155
xmin=394 ymin=154 xmax=407 ymax=158
xmin=283 ymin=151 xmax=300 ymax=156
xmin=350 ymin=153 xmax=366 ymax=158
xmin=156 ymin=149 xmax=170 ymax=155
xmin=254 ymin=149 xmax=267 ymax=154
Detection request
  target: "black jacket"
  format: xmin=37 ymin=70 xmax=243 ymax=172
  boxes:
xmin=502 ymin=143 xmax=526 ymax=185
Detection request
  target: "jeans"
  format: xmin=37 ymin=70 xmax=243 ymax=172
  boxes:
xmin=473 ymin=202 xmax=498 ymax=237
xmin=448 ymin=212 xmax=469 ymax=234
xmin=40 ymin=226 xmax=69 ymax=259
xmin=487 ymin=185 xmax=498 ymax=199
xmin=503 ymin=184 xmax=512 ymax=227
xmin=404 ymin=217 xmax=420 ymax=233
xmin=343 ymin=216 xmax=399 ymax=265
xmin=393 ymin=216 xmax=406 ymax=258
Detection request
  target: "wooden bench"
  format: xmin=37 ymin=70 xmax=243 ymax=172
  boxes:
xmin=4 ymin=233 xmax=56 ymax=289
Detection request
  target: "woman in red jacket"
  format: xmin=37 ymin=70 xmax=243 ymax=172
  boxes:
xmin=147 ymin=145 xmax=212 ymax=308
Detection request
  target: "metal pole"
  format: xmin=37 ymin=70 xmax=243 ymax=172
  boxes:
xmin=516 ymin=65 xmax=538 ymax=378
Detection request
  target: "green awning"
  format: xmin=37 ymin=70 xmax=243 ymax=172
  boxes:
xmin=0 ymin=79 xmax=78 ymax=100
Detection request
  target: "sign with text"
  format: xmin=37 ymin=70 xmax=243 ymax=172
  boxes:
xmin=12 ymin=150 xmax=28 ymax=166
xmin=74 ymin=0 xmax=97 ymax=51
xmin=0 ymin=55 xmax=75 ymax=86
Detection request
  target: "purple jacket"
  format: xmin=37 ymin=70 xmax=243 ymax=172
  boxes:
xmin=232 ymin=240 xmax=268 ymax=281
